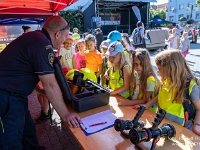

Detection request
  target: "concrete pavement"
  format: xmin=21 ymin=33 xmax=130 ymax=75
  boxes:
xmin=149 ymin=39 xmax=200 ymax=79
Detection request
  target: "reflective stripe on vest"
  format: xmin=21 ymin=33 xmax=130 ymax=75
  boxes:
xmin=158 ymin=79 xmax=196 ymax=126
xmin=109 ymin=65 xmax=130 ymax=98
xmin=165 ymin=113 xmax=184 ymax=125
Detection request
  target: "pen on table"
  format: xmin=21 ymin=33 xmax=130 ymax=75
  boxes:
xmin=89 ymin=122 xmax=107 ymax=127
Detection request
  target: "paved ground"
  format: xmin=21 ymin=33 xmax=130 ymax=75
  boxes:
xmin=149 ymin=38 xmax=200 ymax=79
xmin=28 ymin=39 xmax=200 ymax=150
xmin=28 ymin=91 xmax=82 ymax=150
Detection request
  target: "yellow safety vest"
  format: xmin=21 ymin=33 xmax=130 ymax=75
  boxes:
xmin=124 ymin=50 xmax=130 ymax=59
xmin=109 ymin=65 xmax=130 ymax=98
xmin=158 ymin=79 xmax=196 ymax=126
xmin=137 ymin=75 xmax=158 ymax=113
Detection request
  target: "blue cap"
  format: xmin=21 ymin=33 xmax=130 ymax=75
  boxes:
xmin=107 ymin=30 xmax=122 ymax=43
xmin=105 ymin=41 xmax=124 ymax=56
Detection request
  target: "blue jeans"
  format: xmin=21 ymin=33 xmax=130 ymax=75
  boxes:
xmin=0 ymin=90 xmax=40 ymax=150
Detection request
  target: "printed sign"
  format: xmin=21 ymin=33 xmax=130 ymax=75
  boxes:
xmin=99 ymin=12 xmax=121 ymax=25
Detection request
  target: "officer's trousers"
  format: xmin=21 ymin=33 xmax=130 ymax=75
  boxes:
xmin=0 ymin=90 xmax=41 ymax=150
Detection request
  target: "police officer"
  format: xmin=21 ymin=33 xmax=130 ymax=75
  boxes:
xmin=0 ymin=16 xmax=81 ymax=150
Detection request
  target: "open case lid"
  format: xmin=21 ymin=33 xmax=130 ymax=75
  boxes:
xmin=53 ymin=56 xmax=75 ymax=102
xmin=53 ymin=57 xmax=110 ymax=103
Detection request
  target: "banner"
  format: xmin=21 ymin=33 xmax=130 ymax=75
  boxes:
xmin=132 ymin=6 xmax=141 ymax=21
xmin=99 ymin=12 xmax=121 ymax=26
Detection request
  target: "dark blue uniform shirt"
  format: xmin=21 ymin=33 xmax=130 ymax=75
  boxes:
xmin=0 ymin=29 xmax=55 ymax=96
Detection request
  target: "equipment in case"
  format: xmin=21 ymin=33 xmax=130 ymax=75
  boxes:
xmin=53 ymin=57 xmax=110 ymax=112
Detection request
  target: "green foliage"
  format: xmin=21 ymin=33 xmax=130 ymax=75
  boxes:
xmin=150 ymin=6 xmax=166 ymax=20
xmin=155 ymin=8 xmax=166 ymax=20
xmin=187 ymin=19 xmax=194 ymax=24
xmin=59 ymin=10 xmax=84 ymax=32
xmin=150 ymin=6 xmax=155 ymax=20
xmin=197 ymin=0 xmax=200 ymax=5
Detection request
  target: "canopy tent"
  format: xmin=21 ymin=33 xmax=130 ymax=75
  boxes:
xmin=0 ymin=0 xmax=77 ymax=29
xmin=0 ymin=18 xmax=46 ymax=25
xmin=0 ymin=0 xmax=77 ymax=18
xmin=0 ymin=0 xmax=77 ymax=45
xmin=150 ymin=15 xmax=176 ymax=27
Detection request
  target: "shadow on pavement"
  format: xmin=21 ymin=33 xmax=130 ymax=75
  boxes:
xmin=187 ymin=60 xmax=195 ymax=64
xmin=190 ymin=53 xmax=200 ymax=57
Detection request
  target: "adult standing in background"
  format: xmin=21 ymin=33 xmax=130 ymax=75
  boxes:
xmin=73 ymin=27 xmax=79 ymax=34
xmin=0 ymin=16 xmax=81 ymax=150
xmin=95 ymin=28 xmax=104 ymax=52
xmin=132 ymin=21 xmax=145 ymax=49
xmin=176 ymin=25 xmax=181 ymax=37
xmin=185 ymin=26 xmax=194 ymax=43
xmin=22 ymin=25 xmax=31 ymax=34
xmin=141 ymin=23 xmax=146 ymax=48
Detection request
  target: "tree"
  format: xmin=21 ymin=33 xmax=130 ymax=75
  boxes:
xmin=150 ymin=6 xmax=155 ymax=20
xmin=59 ymin=9 xmax=84 ymax=32
xmin=155 ymin=8 xmax=166 ymax=20
xmin=197 ymin=0 xmax=200 ymax=5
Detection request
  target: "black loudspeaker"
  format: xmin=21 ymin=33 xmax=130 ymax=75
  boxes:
xmin=150 ymin=22 xmax=155 ymax=28
xmin=92 ymin=22 xmax=96 ymax=28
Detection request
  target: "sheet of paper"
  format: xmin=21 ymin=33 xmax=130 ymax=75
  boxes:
xmin=80 ymin=110 xmax=118 ymax=135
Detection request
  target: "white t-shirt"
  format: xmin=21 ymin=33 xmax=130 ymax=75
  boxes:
xmin=59 ymin=47 xmax=75 ymax=69
xmin=131 ymin=75 xmax=155 ymax=100
xmin=180 ymin=38 xmax=190 ymax=52
xmin=169 ymin=35 xmax=179 ymax=49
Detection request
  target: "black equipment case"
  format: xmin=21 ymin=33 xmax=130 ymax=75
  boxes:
xmin=53 ymin=57 xmax=110 ymax=112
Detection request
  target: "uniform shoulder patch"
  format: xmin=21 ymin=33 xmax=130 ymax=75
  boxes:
xmin=48 ymin=53 xmax=54 ymax=67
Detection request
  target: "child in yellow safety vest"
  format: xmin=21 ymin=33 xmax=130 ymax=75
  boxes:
xmin=104 ymin=41 xmax=131 ymax=98
xmin=139 ymin=49 xmax=200 ymax=135
xmin=117 ymin=48 xmax=160 ymax=113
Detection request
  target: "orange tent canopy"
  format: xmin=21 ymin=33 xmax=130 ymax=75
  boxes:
xmin=0 ymin=0 xmax=77 ymax=18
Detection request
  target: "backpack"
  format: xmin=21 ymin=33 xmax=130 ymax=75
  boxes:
xmin=133 ymin=28 xmax=142 ymax=45
xmin=183 ymin=79 xmax=196 ymax=121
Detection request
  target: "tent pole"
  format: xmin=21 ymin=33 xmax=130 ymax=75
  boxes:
xmin=128 ymin=8 xmax=131 ymax=35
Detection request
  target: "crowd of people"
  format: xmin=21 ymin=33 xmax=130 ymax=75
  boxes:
xmin=0 ymin=16 xmax=199 ymax=150
xmin=165 ymin=27 xmax=190 ymax=57
xmin=36 ymin=20 xmax=200 ymax=136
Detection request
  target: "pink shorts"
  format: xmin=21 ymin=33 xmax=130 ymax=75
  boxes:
xmin=182 ymin=50 xmax=188 ymax=57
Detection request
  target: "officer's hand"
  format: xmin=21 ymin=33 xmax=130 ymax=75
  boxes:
xmin=65 ymin=113 xmax=81 ymax=128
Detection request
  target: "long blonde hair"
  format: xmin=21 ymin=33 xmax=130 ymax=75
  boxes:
xmin=107 ymin=52 xmax=131 ymax=70
xmin=155 ymin=49 xmax=200 ymax=103
xmin=130 ymin=48 xmax=160 ymax=96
